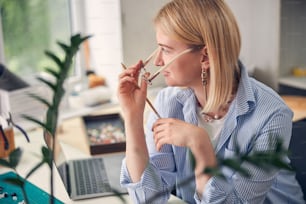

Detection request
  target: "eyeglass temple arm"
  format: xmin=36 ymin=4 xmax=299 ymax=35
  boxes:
xmin=147 ymin=48 xmax=193 ymax=82
xmin=143 ymin=47 xmax=160 ymax=68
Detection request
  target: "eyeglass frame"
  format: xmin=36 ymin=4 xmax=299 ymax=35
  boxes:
xmin=140 ymin=45 xmax=204 ymax=85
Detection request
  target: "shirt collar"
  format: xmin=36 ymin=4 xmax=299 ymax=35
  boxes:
xmin=232 ymin=61 xmax=256 ymax=117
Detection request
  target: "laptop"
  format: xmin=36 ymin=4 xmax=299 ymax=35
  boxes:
xmin=46 ymin=135 xmax=128 ymax=200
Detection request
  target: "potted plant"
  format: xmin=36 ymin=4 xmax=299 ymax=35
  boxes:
xmin=0 ymin=33 xmax=90 ymax=204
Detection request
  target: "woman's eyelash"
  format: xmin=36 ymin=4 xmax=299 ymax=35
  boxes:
xmin=161 ymin=47 xmax=170 ymax=53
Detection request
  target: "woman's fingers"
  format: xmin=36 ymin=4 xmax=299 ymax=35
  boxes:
xmin=140 ymin=72 xmax=150 ymax=92
xmin=119 ymin=75 xmax=138 ymax=85
xmin=119 ymin=60 xmax=146 ymax=86
xmin=153 ymin=119 xmax=169 ymax=151
xmin=152 ymin=118 xmax=199 ymax=151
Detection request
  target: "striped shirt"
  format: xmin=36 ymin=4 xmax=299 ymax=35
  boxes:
xmin=120 ymin=64 xmax=304 ymax=204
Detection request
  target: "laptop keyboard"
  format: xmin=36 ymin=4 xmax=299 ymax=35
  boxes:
xmin=73 ymin=158 xmax=112 ymax=196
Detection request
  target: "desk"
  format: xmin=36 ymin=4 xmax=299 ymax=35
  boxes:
xmin=0 ymin=107 xmax=185 ymax=204
xmin=281 ymin=95 xmax=306 ymax=122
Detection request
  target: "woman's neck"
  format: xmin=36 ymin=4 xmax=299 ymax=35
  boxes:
xmin=193 ymin=84 xmax=208 ymax=108
xmin=193 ymin=83 xmax=236 ymax=122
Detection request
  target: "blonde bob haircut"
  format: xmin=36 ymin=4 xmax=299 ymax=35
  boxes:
xmin=154 ymin=0 xmax=241 ymax=113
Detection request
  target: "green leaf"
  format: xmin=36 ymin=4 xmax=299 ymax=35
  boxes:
xmin=0 ymin=158 xmax=12 ymax=168
xmin=42 ymin=146 xmax=53 ymax=167
xmin=45 ymin=50 xmax=63 ymax=68
xmin=270 ymin=159 xmax=292 ymax=171
xmin=57 ymin=41 xmax=70 ymax=54
xmin=188 ymin=149 xmax=196 ymax=170
xmin=71 ymin=34 xmax=92 ymax=48
xmin=221 ymin=158 xmax=250 ymax=177
xmin=203 ymin=167 xmax=225 ymax=179
xmin=70 ymin=33 xmax=81 ymax=45
xmin=25 ymin=160 xmax=45 ymax=179
xmin=9 ymin=147 xmax=23 ymax=168
xmin=44 ymin=67 xmax=60 ymax=79
xmin=79 ymin=35 xmax=92 ymax=44
xmin=25 ymin=147 xmax=53 ymax=179
xmin=21 ymin=115 xmax=51 ymax=133
xmin=27 ymin=93 xmax=52 ymax=108
xmin=36 ymin=76 xmax=56 ymax=91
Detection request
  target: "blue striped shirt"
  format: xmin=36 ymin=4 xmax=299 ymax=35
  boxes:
xmin=120 ymin=64 xmax=304 ymax=204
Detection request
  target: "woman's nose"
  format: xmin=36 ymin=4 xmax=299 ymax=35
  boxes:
xmin=154 ymin=50 xmax=164 ymax=67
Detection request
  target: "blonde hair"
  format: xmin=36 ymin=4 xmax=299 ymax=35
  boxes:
xmin=154 ymin=0 xmax=241 ymax=112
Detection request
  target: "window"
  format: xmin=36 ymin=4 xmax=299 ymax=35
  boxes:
xmin=0 ymin=0 xmax=88 ymax=130
xmin=0 ymin=0 xmax=76 ymax=82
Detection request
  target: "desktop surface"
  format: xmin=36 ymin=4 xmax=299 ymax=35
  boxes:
xmin=0 ymin=108 xmax=186 ymax=204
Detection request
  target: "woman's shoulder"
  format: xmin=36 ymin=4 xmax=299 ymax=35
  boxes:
xmin=236 ymin=66 xmax=293 ymax=121
xmin=249 ymin=78 xmax=293 ymax=118
xmin=251 ymin=79 xmax=287 ymax=105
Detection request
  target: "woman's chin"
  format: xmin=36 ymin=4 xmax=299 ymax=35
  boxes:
xmin=164 ymin=76 xmax=180 ymax=86
xmin=165 ymin=80 xmax=178 ymax=87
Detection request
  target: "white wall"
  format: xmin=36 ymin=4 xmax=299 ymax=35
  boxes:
xmin=226 ymin=0 xmax=281 ymax=89
xmin=83 ymin=0 xmax=123 ymax=100
xmin=121 ymin=0 xmax=169 ymax=88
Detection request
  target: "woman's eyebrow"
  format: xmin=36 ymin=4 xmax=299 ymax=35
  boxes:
xmin=158 ymin=43 xmax=173 ymax=49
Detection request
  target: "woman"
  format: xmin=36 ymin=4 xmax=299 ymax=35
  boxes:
xmin=117 ymin=0 xmax=304 ymax=203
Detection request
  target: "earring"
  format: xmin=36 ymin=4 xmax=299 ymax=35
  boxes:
xmin=201 ymin=67 xmax=208 ymax=102
xmin=201 ymin=67 xmax=208 ymax=86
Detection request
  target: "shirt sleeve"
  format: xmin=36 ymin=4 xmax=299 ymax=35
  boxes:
xmin=120 ymin=151 xmax=177 ymax=204
xmin=196 ymin=109 xmax=293 ymax=203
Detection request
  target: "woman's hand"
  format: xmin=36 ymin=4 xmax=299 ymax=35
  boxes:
xmin=152 ymin=118 xmax=206 ymax=151
xmin=152 ymin=118 xmax=217 ymax=190
xmin=117 ymin=61 xmax=148 ymax=116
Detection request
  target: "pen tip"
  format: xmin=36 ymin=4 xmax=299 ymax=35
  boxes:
xmin=121 ymin=63 xmax=127 ymax=70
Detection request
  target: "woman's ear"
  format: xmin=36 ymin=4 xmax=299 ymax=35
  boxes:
xmin=201 ymin=46 xmax=209 ymax=69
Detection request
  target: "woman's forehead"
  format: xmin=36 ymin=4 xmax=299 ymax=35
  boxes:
xmin=155 ymin=28 xmax=187 ymax=49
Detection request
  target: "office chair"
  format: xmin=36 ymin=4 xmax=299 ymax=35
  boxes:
xmin=289 ymin=118 xmax=306 ymax=200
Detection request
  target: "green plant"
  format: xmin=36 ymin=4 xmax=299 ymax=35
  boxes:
xmin=0 ymin=33 xmax=90 ymax=204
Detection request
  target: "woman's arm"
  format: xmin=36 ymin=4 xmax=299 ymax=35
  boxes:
xmin=124 ymin=113 xmax=149 ymax=182
xmin=117 ymin=61 xmax=149 ymax=182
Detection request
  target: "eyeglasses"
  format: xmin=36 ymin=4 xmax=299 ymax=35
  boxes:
xmin=140 ymin=47 xmax=194 ymax=85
